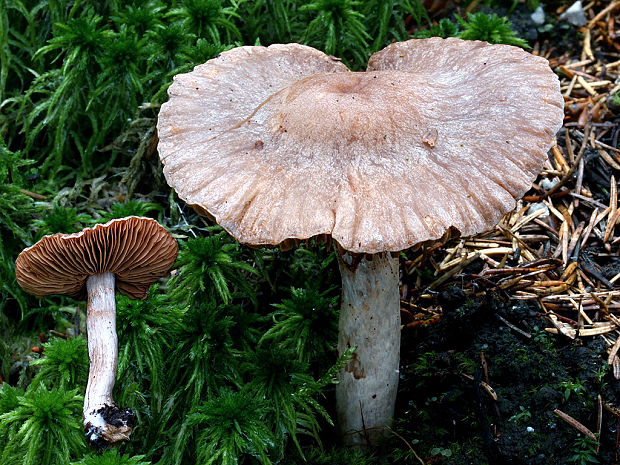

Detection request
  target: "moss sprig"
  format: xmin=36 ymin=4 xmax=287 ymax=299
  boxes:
xmin=300 ymin=0 xmax=371 ymax=68
xmin=72 ymin=449 xmax=151 ymax=465
xmin=457 ymin=12 xmax=530 ymax=48
xmin=167 ymin=0 xmax=241 ymax=44
xmin=169 ymin=230 xmax=259 ymax=307
xmin=261 ymin=287 xmax=339 ymax=363
xmin=186 ymin=388 xmax=274 ymax=465
xmin=29 ymin=336 xmax=88 ymax=389
xmin=0 ymin=384 xmax=85 ymax=465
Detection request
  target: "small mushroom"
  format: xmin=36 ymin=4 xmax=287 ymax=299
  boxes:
xmin=15 ymin=216 xmax=178 ymax=448
xmin=157 ymin=39 xmax=563 ymax=445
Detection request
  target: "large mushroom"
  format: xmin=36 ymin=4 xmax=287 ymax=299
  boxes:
xmin=15 ymin=216 xmax=178 ymax=448
xmin=156 ymin=38 xmax=564 ymax=445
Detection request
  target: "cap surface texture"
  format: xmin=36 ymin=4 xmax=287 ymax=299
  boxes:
xmin=157 ymin=39 xmax=564 ymax=253
xmin=15 ymin=216 xmax=178 ymax=299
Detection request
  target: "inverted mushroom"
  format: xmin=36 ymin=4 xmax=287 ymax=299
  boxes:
xmin=157 ymin=38 xmax=564 ymax=445
xmin=15 ymin=216 xmax=178 ymax=449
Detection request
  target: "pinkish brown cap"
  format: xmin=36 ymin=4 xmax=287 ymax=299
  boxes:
xmin=157 ymin=39 xmax=564 ymax=254
xmin=15 ymin=216 xmax=178 ymax=300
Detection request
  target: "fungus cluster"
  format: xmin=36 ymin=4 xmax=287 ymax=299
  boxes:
xmin=15 ymin=216 xmax=177 ymax=448
xmin=157 ymin=38 xmax=563 ymax=446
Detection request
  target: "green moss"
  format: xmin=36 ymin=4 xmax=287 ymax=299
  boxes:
xmin=415 ymin=12 xmax=530 ymax=48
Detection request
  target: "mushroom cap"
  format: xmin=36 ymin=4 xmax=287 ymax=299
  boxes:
xmin=15 ymin=216 xmax=178 ymax=299
xmin=157 ymin=38 xmax=564 ymax=254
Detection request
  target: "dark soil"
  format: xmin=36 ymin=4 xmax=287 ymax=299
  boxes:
xmin=85 ymin=404 xmax=137 ymax=451
xmin=396 ymin=292 xmax=620 ymax=464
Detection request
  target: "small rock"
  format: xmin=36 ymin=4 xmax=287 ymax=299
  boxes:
xmin=541 ymin=177 xmax=559 ymax=190
xmin=559 ymin=1 xmax=587 ymax=27
xmin=530 ymin=5 xmax=545 ymax=26
xmin=527 ymin=202 xmax=549 ymax=218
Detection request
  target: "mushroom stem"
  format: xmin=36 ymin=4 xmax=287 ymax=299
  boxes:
xmin=336 ymin=252 xmax=400 ymax=446
xmin=84 ymin=272 xmax=135 ymax=448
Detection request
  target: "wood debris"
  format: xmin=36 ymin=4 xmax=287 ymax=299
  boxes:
xmin=554 ymin=408 xmax=598 ymax=442
xmin=401 ymin=0 xmax=620 ymax=381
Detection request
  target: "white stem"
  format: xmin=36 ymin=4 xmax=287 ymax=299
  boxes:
xmin=85 ymin=272 xmax=117 ymax=417
xmin=336 ymin=252 xmax=400 ymax=446
xmin=84 ymin=272 xmax=132 ymax=447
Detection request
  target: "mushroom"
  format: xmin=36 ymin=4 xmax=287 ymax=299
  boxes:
xmin=156 ymin=38 xmax=564 ymax=445
xmin=15 ymin=216 xmax=178 ymax=448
